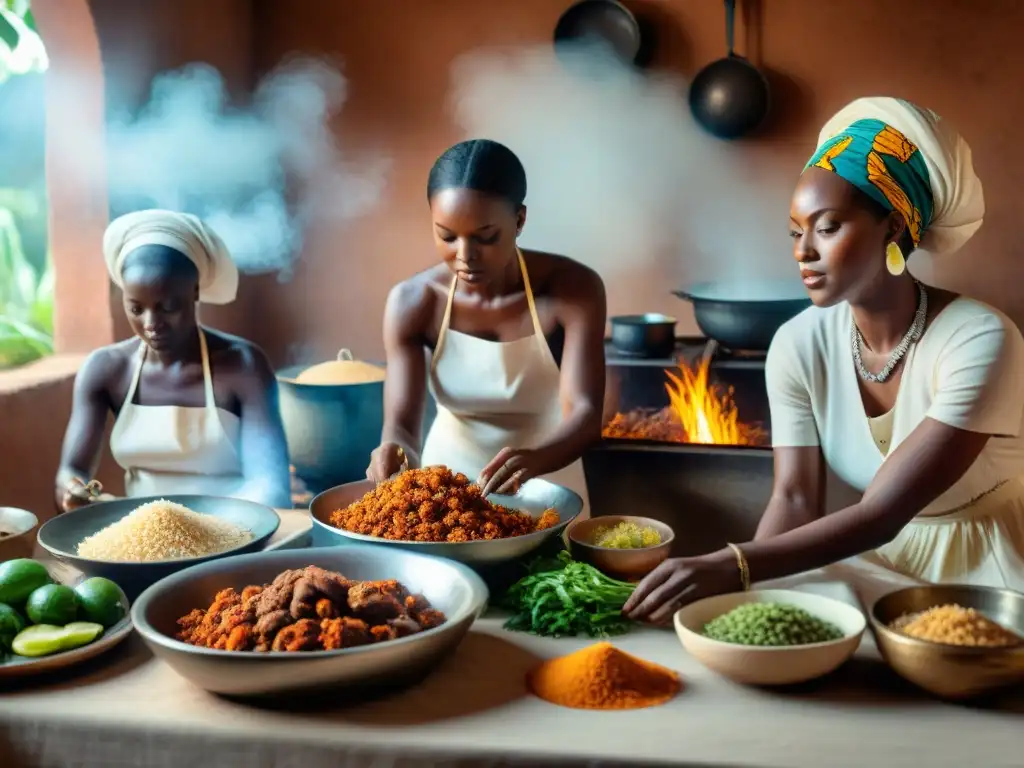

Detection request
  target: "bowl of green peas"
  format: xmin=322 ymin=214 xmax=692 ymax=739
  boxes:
xmin=673 ymin=589 xmax=867 ymax=686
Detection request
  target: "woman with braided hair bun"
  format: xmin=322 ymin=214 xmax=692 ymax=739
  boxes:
xmin=366 ymin=139 xmax=607 ymax=513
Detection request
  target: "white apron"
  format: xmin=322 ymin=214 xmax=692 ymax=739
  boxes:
xmin=420 ymin=250 xmax=590 ymax=516
xmin=110 ymin=328 xmax=246 ymax=498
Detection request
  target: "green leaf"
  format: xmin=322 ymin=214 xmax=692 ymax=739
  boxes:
xmin=0 ymin=8 xmax=19 ymax=50
xmin=0 ymin=207 xmax=38 ymax=312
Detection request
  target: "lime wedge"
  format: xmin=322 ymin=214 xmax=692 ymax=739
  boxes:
xmin=11 ymin=624 xmax=66 ymax=657
xmin=60 ymin=622 xmax=104 ymax=648
xmin=10 ymin=621 xmax=105 ymax=657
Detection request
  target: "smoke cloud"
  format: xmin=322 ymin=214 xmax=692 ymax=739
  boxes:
xmin=449 ymin=42 xmax=803 ymax=296
xmin=103 ymin=57 xmax=389 ymax=281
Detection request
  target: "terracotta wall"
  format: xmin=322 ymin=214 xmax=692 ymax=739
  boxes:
xmin=4 ymin=0 xmax=1024 ymax=518
xmin=245 ymin=0 xmax=1024 ymax=365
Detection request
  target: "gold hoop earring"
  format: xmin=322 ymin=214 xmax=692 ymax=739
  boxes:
xmin=885 ymin=241 xmax=906 ymax=276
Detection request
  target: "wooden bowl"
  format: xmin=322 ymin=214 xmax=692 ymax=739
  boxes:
xmin=0 ymin=507 xmax=39 ymax=562
xmin=870 ymin=584 xmax=1024 ymax=699
xmin=567 ymin=515 xmax=674 ymax=582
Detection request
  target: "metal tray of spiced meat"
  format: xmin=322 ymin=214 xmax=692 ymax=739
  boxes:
xmin=308 ymin=477 xmax=583 ymax=566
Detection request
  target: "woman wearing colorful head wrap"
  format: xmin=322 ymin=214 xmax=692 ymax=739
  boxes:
xmin=626 ymin=97 xmax=1024 ymax=622
xmin=53 ymin=210 xmax=292 ymax=512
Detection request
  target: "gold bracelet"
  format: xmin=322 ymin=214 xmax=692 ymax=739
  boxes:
xmin=726 ymin=542 xmax=751 ymax=592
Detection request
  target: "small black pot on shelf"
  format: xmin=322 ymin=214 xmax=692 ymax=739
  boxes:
xmin=609 ymin=313 xmax=677 ymax=358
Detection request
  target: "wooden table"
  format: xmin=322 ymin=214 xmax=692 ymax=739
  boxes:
xmin=2 ymin=511 xmax=1022 ymax=768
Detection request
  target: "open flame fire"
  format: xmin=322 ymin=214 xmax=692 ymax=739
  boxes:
xmin=603 ymin=354 xmax=766 ymax=446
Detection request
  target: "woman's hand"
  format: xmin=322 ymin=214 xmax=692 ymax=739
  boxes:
xmin=478 ymin=447 xmax=543 ymax=496
xmin=366 ymin=442 xmax=409 ymax=484
xmin=623 ymin=550 xmax=742 ymax=625
xmin=60 ymin=478 xmax=103 ymax=514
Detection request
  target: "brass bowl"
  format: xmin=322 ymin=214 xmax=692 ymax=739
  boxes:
xmin=870 ymin=584 xmax=1024 ymax=699
xmin=567 ymin=515 xmax=674 ymax=582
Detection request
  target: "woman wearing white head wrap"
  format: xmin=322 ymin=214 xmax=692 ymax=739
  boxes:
xmin=54 ymin=210 xmax=291 ymax=512
xmin=627 ymin=98 xmax=1024 ymax=623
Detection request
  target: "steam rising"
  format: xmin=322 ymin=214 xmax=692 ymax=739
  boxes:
xmin=449 ymin=43 xmax=799 ymax=291
xmin=104 ymin=58 xmax=389 ymax=281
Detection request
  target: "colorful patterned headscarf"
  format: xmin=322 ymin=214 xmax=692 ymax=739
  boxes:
xmin=805 ymin=97 xmax=984 ymax=255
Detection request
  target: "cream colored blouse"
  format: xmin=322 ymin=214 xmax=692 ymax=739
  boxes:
xmin=765 ymin=298 xmax=1024 ymax=515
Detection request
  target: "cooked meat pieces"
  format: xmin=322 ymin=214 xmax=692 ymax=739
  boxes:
xmin=271 ymin=618 xmax=321 ymax=652
xmin=175 ymin=566 xmax=447 ymax=653
xmin=254 ymin=609 xmax=291 ymax=638
xmin=347 ymin=580 xmax=409 ymax=624
xmin=320 ymin=616 xmax=372 ymax=650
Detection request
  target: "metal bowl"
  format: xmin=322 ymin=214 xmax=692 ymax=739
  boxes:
xmin=131 ymin=545 xmax=488 ymax=698
xmin=0 ymin=506 xmax=39 ymax=562
xmin=310 ymin=477 xmax=583 ymax=566
xmin=37 ymin=495 xmax=280 ymax=600
xmin=870 ymin=584 xmax=1024 ymax=699
xmin=567 ymin=515 xmax=674 ymax=581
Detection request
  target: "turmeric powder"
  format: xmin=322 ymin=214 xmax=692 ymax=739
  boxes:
xmin=527 ymin=642 xmax=681 ymax=710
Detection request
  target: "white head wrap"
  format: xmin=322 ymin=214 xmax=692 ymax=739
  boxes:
xmin=816 ymin=97 xmax=985 ymax=256
xmin=103 ymin=210 xmax=240 ymax=304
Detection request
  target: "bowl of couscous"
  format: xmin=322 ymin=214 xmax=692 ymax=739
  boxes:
xmin=870 ymin=584 xmax=1024 ymax=699
xmin=567 ymin=515 xmax=674 ymax=582
xmin=37 ymin=496 xmax=279 ymax=600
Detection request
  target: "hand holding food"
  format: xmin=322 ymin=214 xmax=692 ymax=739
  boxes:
xmin=478 ymin=446 xmax=542 ymax=496
xmin=623 ymin=552 xmax=743 ymax=625
xmin=365 ymin=442 xmax=408 ymax=484
xmin=60 ymin=478 xmax=104 ymax=513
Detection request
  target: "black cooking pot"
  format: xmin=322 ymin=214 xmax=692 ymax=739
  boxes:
xmin=609 ymin=313 xmax=677 ymax=357
xmin=673 ymin=281 xmax=810 ymax=352
xmin=688 ymin=0 xmax=771 ymax=140
xmin=554 ymin=0 xmax=645 ymax=66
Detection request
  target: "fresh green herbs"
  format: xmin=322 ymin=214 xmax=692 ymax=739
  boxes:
xmin=500 ymin=551 xmax=636 ymax=638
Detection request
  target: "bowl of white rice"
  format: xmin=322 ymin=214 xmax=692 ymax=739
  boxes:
xmin=37 ymin=496 xmax=280 ymax=599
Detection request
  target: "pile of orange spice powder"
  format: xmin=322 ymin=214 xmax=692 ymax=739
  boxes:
xmin=527 ymin=642 xmax=682 ymax=710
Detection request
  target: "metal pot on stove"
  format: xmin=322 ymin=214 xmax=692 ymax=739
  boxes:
xmin=673 ymin=280 xmax=811 ymax=352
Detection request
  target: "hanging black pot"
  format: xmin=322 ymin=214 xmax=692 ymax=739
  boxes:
xmin=688 ymin=0 xmax=771 ymax=140
xmin=554 ymin=0 xmax=645 ymax=66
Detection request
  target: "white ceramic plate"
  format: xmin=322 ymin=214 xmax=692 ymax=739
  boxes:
xmin=673 ymin=588 xmax=867 ymax=686
xmin=0 ymin=614 xmax=134 ymax=679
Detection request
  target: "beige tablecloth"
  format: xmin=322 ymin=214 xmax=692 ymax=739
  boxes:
xmin=2 ymin=513 xmax=1023 ymax=768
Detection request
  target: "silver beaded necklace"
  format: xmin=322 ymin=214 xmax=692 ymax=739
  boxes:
xmin=851 ymin=281 xmax=928 ymax=384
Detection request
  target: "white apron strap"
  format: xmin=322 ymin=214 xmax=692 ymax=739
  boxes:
xmin=121 ymin=341 xmax=147 ymax=410
xmin=198 ymin=328 xmax=217 ymax=414
xmin=431 ymin=276 xmax=459 ymax=372
xmin=516 ymin=248 xmax=545 ymax=339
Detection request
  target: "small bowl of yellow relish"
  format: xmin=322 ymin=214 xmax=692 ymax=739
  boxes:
xmin=568 ymin=515 xmax=674 ymax=582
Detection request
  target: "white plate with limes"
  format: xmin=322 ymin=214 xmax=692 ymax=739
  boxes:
xmin=0 ymin=558 xmax=134 ymax=679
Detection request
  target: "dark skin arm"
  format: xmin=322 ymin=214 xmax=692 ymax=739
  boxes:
xmin=754 ymin=446 xmax=826 ymax=539
xmin=367 ymin=281 xmax=432 ymax=481
xmin=479 ymin=263 xmax=607 ymax=494
xmin=53 ymin=349 xmax=118 ymax=512
xmin=624 ymin=419 xmax=992 ymax=623
xmin=231 ymin=345 xmax=292 ymax=508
